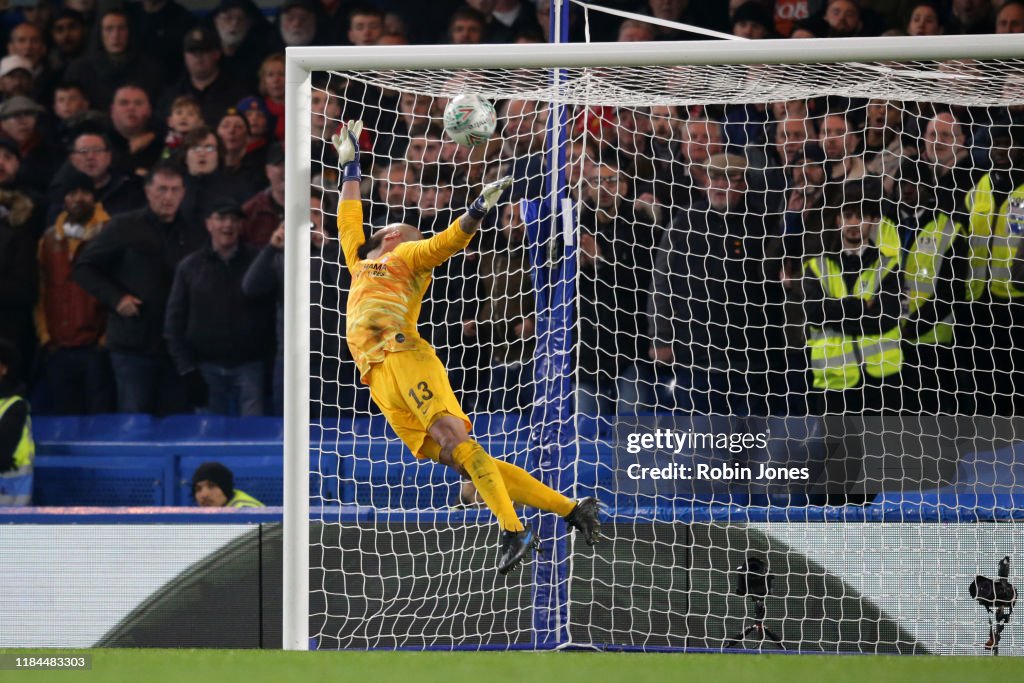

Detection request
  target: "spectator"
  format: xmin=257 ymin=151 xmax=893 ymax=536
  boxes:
xmin=52 ymin=82 xmax=102 ymax=150
xmin=236 ymin=95 xmax=272 ymax=154
xmin=819 ymin=110 xmax=865 ymax=182
xmin=732 ymin=2 xmax=777 ymax=38
xmin=919 ymin=110 xmax=973 ymax=214
xmin=257 ymin=53 xmax=285 ymax=141
xmin=242 ymin=190 xmax=351 ymax=416
xmin=109 ymin=84 xmax=164 ymax=177
xmin=906 ymin=0 xmax=944 ymax=36
xmin=800 ymin=179 xmax=903 ymax=416
xmin=240 ymin=141 xmax=284 ymax=247
xmin=34 ymin=172 xmax=114 ymax=414
xmin=863 ymin=99 xmax=916 ymax=186
xmin=948 ymin=0 xmax=994 ymax=34
xmin=0 ymin=177 xmax=39 ymax=380
xmin=63 ymin=8 xmax=164 ymax=111
xmin=965 ymin=114 xmax=1024 ymax=415
xmin=158 ymin=25 xmax=249 ymax=129
xmin=468 ymin=0 xmax=540 ymax=43
xmin=369 ymin=159 xmax=420 ymax=227
xmin=212 ymin=0 xmax=274 ymax=93
xmin=821 ymin=0 xmax=864 ymax=37
xmin=277 ymin=0 xmax=321 ymax=48
xmin=761 ymin=107 xmax=817 ymax=216
xmin=179 ymin=125 xmax=259 ymax=226
xmin=0 ymin=338 xmax=34 ymax=506
xmin=500 ymin=98 xmax=547 ymax=199
xmin=6 ymin=21 xmax=53 ymax=102
xmin=668 ymin=116 xmax=724 ymax=209
xmin=161 ymin=94 xmax=204 ymax=159
xmin=893 ymin=171 xmax=970 ymax=415
xmin=448 ymin=6 xmax=487 ymax=44
xmin=73 ymin=163 xmax=204 ymax=415
xmin=49 ymin=131 xmax=146 ymax=222
xmin=47 ymin=8 xmax=88 ymax=78
xmin=467 ymin=200 xmax=534 ymax=411
xmin=577 ymin=158 xmax=659 ymax=414
xmin=996 ymin=0 xmax=1024 ymax=33
xmin=125 ymin=0 xmax=196 ymax=83
xmin=621 ymin=152 xmax=785 ymax=416
xmin=192 ymin=461 xmax=264 ymax=508
xmin=347 ymin=4 xmax=385 ymax=45
xmin=165 ymin=201 xmax=273 ymax=416
xmin=0 ymin=55 xmax=34 ymax=98
xmin=216 ymin=107 xmax=265 ymax=190
xmin=0 ymin=95 xmax=61 ymax=193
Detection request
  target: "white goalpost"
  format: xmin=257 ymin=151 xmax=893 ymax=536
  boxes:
xmin=285 ymin=34 xmax=1024 ymax=654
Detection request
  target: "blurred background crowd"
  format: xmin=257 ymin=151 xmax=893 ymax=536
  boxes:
xmin=0 ymin=0 xmax=1022 ymax=423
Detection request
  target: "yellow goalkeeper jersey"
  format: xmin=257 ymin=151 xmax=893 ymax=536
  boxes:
xmin=338 ymin=199 xmax=473 ymax=382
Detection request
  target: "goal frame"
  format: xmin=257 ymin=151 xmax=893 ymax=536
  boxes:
xmin=283 ymin=34 xmax=1024 ymax=651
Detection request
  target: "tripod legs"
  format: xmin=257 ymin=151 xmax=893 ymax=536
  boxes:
xmin=724 ymin=598 xmax=785 ymax=650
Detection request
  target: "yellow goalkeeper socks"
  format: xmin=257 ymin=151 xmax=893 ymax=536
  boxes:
xmin=451 ymin=440 xmax=524 ymax=532
xmin=493 ymin=460 xmax=576 ymax=517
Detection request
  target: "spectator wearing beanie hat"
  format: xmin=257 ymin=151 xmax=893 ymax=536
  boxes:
xmin=731 ymin=2 xmax=777 ymax=39
xmin=192 ymin=461 xmax=264 ymax=508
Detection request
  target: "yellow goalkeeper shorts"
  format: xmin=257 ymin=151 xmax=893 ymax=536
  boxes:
xmin=366 ymin=344 xmax=471 ymax=459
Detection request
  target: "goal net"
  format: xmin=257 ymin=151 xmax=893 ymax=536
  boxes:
xmin=286 ymin=35 xmax=1024 ymax=654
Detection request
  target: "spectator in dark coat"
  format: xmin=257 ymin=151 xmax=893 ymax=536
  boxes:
xmin=63 ymin=8 xmax=164 ymax=111
xmin=73 ymin=163 xmax=205 ymax=415
xmin=0 ymin=95 xmax=62 ymax=194
xmin=178 ymin=125 xmax=258 ymax=228
xmin=165 ymin=201 xmax=273 ymax=416
xmin=240 ymin=141 xmax=284 ymax=247
xmin=108 ymin=84 xmax=164 ymax=178
xmin=125 ymin=0 xmax=196 ymax=83
xmin=156 ymin=25 xmax=250 ymax=129
xmin=48 ymin=131 xmax=146 ymax=222
xmin=242 ymin=188 xmax=355 ymax=416
xmin=211 ymin=0 xmax=275 ymax=93
xmin=620 ymin=152 xmax=786 ymax=416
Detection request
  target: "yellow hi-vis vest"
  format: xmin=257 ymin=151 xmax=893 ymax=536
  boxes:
xmin=972 ymin=174 xmax=1024 ymax=301
xmin=805 ymin=254 xmax=903 ymax=391
xmin=876 ymin=216 xmax=900 ymax=260
xmin=0 ymin=395 xmax=34 ymax=506
xmin=227 ymin=488 xmax=265 ymax=508
xmin=903 ymin=214 xmax=961 ymax=345
xmin=966 ymin=172 xmax=1022 ymax=300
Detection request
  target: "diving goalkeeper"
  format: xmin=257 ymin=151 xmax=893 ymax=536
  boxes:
xmin=333 ymin=120 xmax=600 ymax=575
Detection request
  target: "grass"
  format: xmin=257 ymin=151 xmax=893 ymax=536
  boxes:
xmin=2 ymin=649 xmax=1022 ymax=683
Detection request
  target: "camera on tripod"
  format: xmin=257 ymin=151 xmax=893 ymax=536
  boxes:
xmin=724 ymin=554 xmax=784 ymax=650
xmin=969 ymin=555 xmax=1016 ymax=655
xmin=736 ymin=556 xmax=774 ymax=599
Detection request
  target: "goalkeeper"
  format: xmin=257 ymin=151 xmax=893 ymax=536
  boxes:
xmin=333 ymin=120 xmax=600 ymax=575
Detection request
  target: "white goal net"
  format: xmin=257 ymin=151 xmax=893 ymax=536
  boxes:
xmin=287 ymin=36 xmax=1024 ymax=654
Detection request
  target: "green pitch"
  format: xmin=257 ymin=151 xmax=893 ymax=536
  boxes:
xmin=2 ymin=649 xmax=1022 ymax=683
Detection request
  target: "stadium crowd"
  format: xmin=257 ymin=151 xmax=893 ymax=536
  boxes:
xmin=0 ymin=0 xmax=1022 ymax=445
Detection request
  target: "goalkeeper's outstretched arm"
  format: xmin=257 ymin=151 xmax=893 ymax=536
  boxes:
xmin=333 ymin=120 xmax=365 ymax=271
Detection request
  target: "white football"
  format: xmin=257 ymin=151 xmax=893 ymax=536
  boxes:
xmin=443 ymin=94 xmax=497 ymax=147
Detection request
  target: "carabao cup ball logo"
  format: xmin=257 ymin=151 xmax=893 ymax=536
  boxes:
xmin=443 ymin=94 xmax=497 ymax=147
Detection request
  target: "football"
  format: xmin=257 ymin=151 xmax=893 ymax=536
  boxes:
xmin=442 ymin=94 xmax=497 ymax=147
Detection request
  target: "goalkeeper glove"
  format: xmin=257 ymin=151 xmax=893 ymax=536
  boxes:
xmin=467 ymin=176 xmax=514 ymax=220
xmin=331 ymin=120 xmax=363 ymax=184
